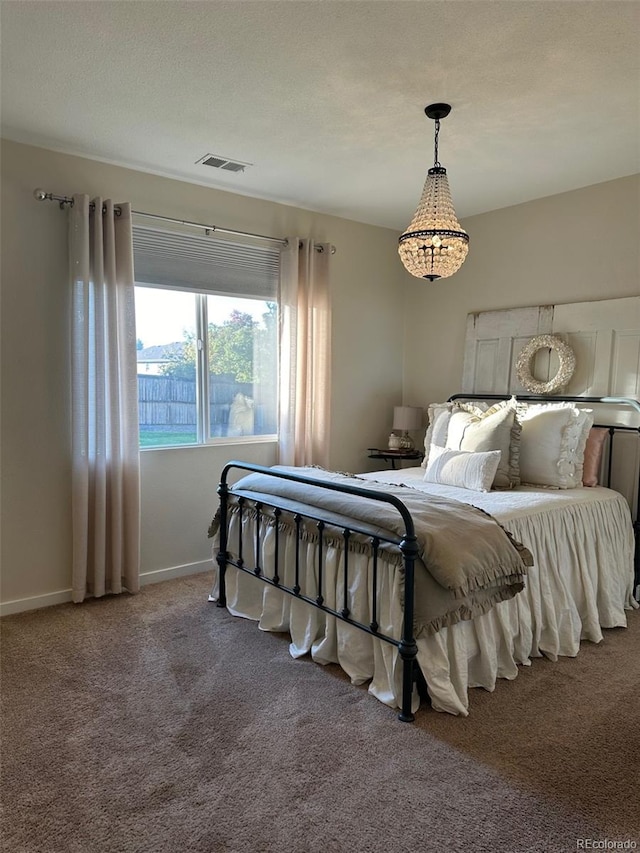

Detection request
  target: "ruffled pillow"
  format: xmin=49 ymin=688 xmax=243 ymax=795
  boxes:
xmin=517 ymin=403 xmax=593 ymax=489
xmin=422 ymin=402 xmax=457 ymax=465
xmin=422 ymin=398 xmax=520 ymax=489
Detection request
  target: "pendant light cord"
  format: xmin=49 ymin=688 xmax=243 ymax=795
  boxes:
xmin=433 ymin=119 xmax=441 ymax=168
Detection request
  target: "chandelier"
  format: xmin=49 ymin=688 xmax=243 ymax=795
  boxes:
xmin=398 ymin=103 xmax=469 ymax=281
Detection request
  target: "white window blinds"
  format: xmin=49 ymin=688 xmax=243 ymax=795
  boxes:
xmin=132 ymin=225 xmax=280 ymax=300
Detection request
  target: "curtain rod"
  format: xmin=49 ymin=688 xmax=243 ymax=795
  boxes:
xmin=33 ymin=189 xmax=336 ymax=254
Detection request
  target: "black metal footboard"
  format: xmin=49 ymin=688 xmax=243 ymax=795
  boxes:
xmin=211 ymin=462 xmax=422 ymax=722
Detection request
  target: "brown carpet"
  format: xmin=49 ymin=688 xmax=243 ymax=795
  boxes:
xmin=1 ymin=573 xmax=639 ymax=853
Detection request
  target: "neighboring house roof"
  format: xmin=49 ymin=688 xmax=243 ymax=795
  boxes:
xmin=137 ymin=342 xmax=185 ymax=364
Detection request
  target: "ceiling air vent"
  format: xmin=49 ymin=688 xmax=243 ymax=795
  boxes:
xmin=196 ymin=153 xmax=252 ymax=173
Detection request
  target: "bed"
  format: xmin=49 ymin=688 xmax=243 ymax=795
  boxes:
xmin=209 ymin=395 xmax=640 ymax=720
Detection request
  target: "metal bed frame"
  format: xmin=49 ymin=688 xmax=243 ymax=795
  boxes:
xmin=212 ymin=395 xmax=640 ymax=723
xmin=213 ymin=461 xmax=423 ymax=722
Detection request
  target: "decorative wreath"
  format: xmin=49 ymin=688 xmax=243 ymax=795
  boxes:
xmin=515 ymin=334 xmax=576 ymax=394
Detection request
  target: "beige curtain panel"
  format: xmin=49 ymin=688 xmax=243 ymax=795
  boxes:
xmin=278 ymin=238 xmax=332 ymax=468
xmin=69 ymin=195 xmax=140 ymax=603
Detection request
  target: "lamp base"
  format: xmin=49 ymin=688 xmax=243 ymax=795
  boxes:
xmin=398 ymin=431 xmax=414 ymax=450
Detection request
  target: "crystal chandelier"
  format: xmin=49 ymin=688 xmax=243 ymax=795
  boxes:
xmin=398 ymin=103 xmax=469 ymax=281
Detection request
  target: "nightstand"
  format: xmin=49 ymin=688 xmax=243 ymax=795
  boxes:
xmin=367 ymin=448 xmax=424 ymax=470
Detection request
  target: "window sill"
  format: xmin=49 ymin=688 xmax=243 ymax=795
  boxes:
xmin=140 ymin=436 xmax=278 ymax=452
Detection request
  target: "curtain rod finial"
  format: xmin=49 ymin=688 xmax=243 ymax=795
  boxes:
xmin=33 ymin=188 xmax=48 ymax=201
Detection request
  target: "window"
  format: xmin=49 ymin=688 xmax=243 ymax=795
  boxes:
xmin=133 ymin=226 xmax=279 ymax=449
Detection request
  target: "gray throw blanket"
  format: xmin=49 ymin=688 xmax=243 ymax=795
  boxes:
xmin=211 ymin=466 xmax=533 ymax=636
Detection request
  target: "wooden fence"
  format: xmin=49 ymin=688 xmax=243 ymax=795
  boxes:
xmin=138 ymin=374 xmax=276 ymax=435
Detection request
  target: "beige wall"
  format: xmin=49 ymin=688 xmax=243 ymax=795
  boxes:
xmin=1 ymin=140 xmax=405 ymax=608
xmin=3 ymin=140 xmax=637 ymax=611
xmin=403 ymin=175 xmax=640 ymax=406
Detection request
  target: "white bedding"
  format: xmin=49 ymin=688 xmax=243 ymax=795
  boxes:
xmin=212 ymin=467 xmax=637 ymax=716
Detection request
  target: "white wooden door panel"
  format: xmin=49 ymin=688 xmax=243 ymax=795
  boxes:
xmin=610 ymin=331 xmax=640 ymax=398
xmin=463 ymin=297 xmax=640 ymax=399
xmin=564 ymin=331 xmax=599 ymax=395
xmin=461 ymin=296 xmax=640 ymax=519
xmin=552 ymin=296 xmax=639 ymax=332
xmin=552 ymin=296 xmax=639 ymax=397
xmin=463 ymin=305 xmax=553 ymax=393
xmin=474 ymin=339 xmax=501 ymax=393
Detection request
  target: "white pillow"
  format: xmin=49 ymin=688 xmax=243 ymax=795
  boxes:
xmin=422 ymin=402 xmax=457 ymax=464
xmin=423 ymin=445 xmax=502 ymax=492
xmin=518 ymin=403 xmax=594 ymax=488
xmin=423 ymin=398 xmax=520 ymax=489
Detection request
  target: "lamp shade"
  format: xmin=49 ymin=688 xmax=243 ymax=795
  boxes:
xmin=393 ymin=406 xmax=422 ymax=432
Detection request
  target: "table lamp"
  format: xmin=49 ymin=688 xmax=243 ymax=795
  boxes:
xmin=390 ymin=406 xmax=423 ymax=450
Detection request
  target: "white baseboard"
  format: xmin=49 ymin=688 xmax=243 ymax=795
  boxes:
xmin=139 ymin=559 xmax=213 ymax=586
xmin=0 ymin=589 xmax=74 ymax=617
xmin=0 ymin=559 xmax=213 ymax=617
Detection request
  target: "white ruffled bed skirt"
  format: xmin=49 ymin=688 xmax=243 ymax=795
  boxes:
xmin=210 ymin=480 xmax=637 ymax=716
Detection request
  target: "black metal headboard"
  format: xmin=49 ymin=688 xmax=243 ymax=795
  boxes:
xmin=448 ymin=394 xmax=640 ymax=598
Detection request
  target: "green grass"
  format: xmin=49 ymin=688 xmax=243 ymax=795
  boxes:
xmin=139 ymin=432 xmax=197 ymax=448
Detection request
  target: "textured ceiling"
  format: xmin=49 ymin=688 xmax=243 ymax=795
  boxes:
xmin=1 ymin=0 xmax=639 ymax=229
